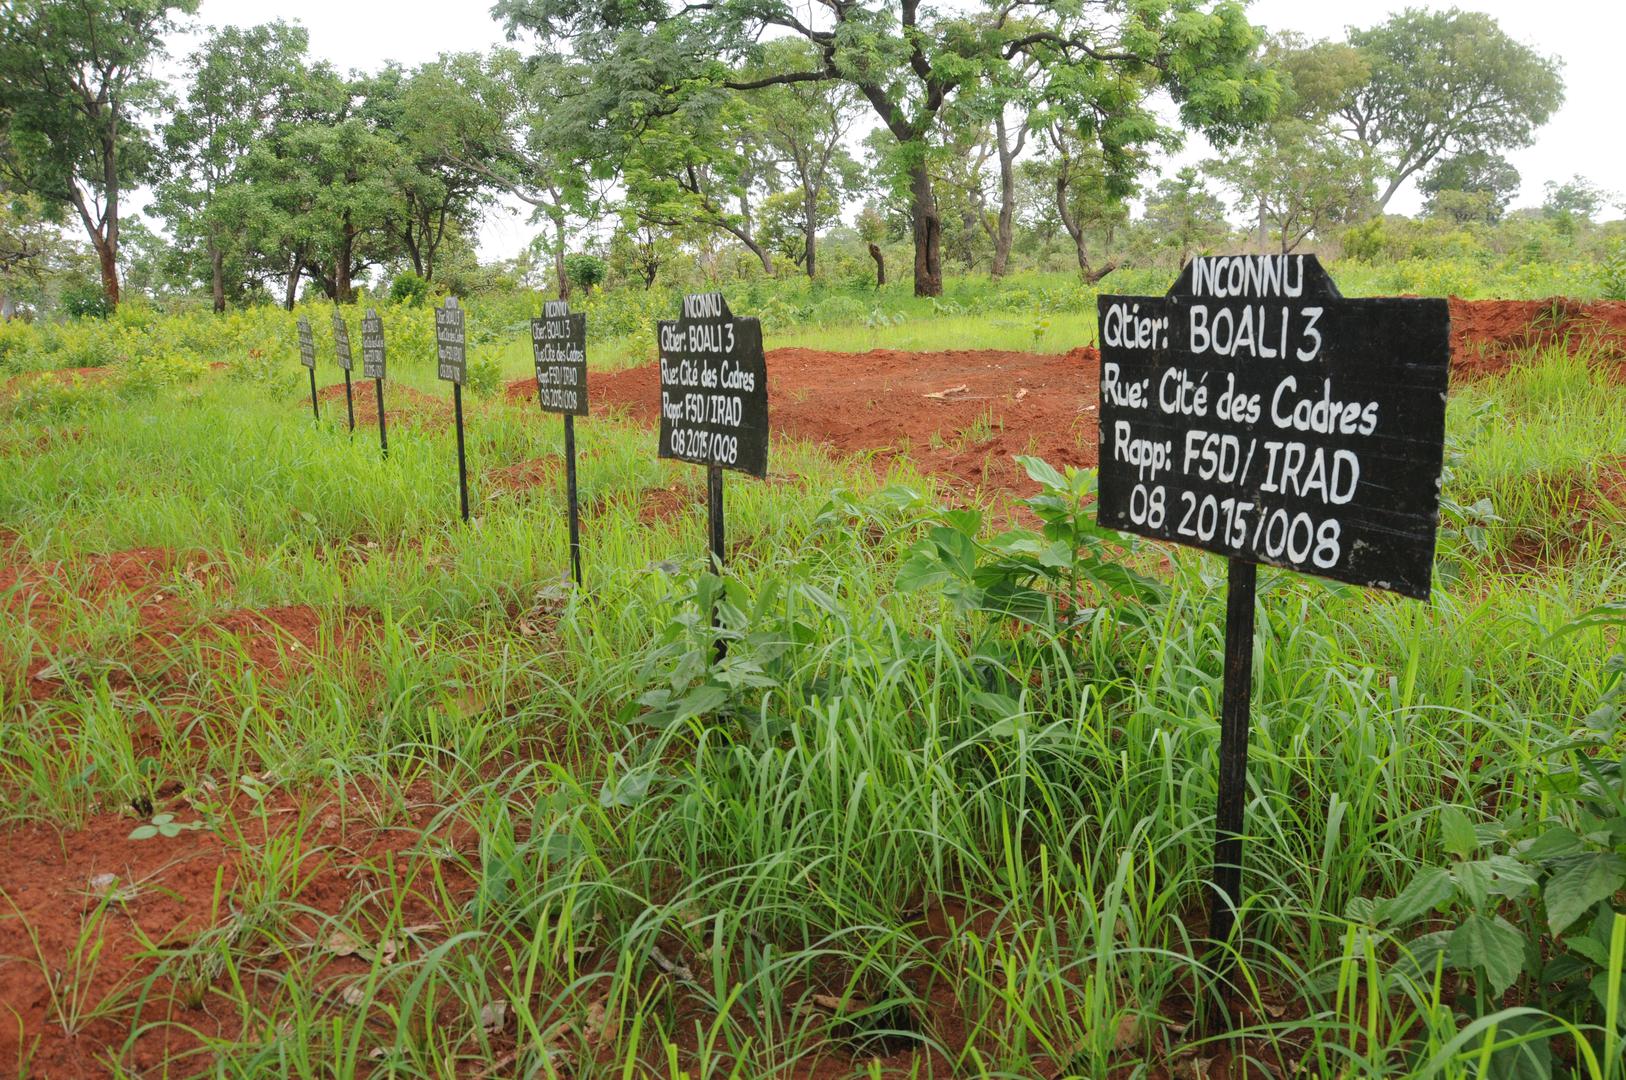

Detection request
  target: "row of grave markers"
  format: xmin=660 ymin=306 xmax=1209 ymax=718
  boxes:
xmin=292 ymin=258 xmax=1450 ymax=1008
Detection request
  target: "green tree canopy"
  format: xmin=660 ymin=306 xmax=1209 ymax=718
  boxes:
xmin=158 ymin=21 xmax=311 ymax=311
xmin=492 ymin=0 xmax=1277 ymax=296
xmin=1334 ymin=7 xmax=1563 ymax=212
xmin=0 ymin=0 xmax=197 ymax=308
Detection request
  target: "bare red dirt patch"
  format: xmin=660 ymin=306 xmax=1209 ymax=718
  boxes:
xmin=1448 ymin=297 xmax=1626 ymax=379
xmin=0 ymin=781 xmax=476 ymax=1078
xmin=316 ymin=381 xmax=452 ymax=429
xmin=511 ymin=345 xmax=1102 ymax=497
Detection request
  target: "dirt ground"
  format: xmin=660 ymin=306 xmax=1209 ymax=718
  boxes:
xmin=503 ymin=296 xmax=1626 ymax=496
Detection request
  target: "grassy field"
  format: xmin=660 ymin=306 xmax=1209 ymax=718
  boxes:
xmin=0 ymin=295 xmax=1624 ymax=1077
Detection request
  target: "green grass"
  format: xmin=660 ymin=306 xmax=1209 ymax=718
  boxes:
xmin=0 ymin=325 xmax=1622 ymax=1077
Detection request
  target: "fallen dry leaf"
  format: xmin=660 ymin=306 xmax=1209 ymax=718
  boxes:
xmin=1014 ymin=387 xmax=1029 ymax=401
xmin=582 ymin=998 xmax=611 ymax=1046
xmin=479 ymin=1000 xmax=509 ymax=1034
xmin=324 ymin=929 xmax=364 ymax=958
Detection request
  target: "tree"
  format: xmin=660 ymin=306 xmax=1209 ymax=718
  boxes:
xmin=0 ymin=0 xmax=197 ymax=308
xmin=1211 ymin=119 xmax=1375 ymax=254
xmin=1334 ymin=8 xmax=1563 ymax=213
xmin=1542 ymin=175 xmax=1610 ymax=235
xmin=235 ymin=66 xmax=400 ymax=306
xmin=1419 ymin=151 xmax=1520 ymax=225
xmin=0 ymin=191 xmax=75 ymax=317
xmin=492 ymin=0 xmax=1277 ymax=297
xmin=1028 ymin=124 xmax=1134 ymax=282
xmin=619 ymin=90 xmax=779 ymax=276
xmin=740 ymin=41 xmax=862 ymax=279
xmin=158 ymin=22 xmax=310 ymax=312
xmin=366 ymin=56 xmax=502 ymax=285
xmin=1142 ymin=167 xmax=1230 ymax=266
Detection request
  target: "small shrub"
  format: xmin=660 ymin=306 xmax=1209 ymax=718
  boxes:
xmin=120 ymin=353 xmax=212 ymax=394
xmin=464 ymin=354 xmax=503 ymax=397
xmin=1598 ymin=240 xmax=1626 ymax=301
xmin=61 ymin=279 xmax=113 ymax=320
xmin=564 ymin=253 xmax=607 ymax=292
xmin=389 ymin=272 xmax=430 ymax=308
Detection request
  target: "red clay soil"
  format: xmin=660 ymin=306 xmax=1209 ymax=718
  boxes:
xmin=1448 ymin=296 xmax=1626 ymax=379
xmin=0 ymin=546 xmax=372 ymax=698
xmin=3 ymin=367 xmax=117 ymax=396
xmin=495 ymin=298 xmax=1625 ymax=498
xmin=510 ymin=345 xmax=1103 ymax=498
xmin=315 ymin=380 xmax=452 ymax=429
xmin=0 ymin=781 xmax=476 ymax=1078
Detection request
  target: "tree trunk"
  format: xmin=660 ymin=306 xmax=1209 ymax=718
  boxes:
xmin=803 ymin=190 xmax=818 ymax=279
xmin=868 ymin=243 xmax=886 ymax=288
xmin=209 ymin=240 xmax=225 ymax=314
xmin=909 ymin=160 xmax=943 ymax=297
xmin=553 ymin=216 xmax=570 ymax=300
xmin=1257 ymin=199 xmax=1269 ymax=253
xmin=284 ymin=259 xmax=302 ymax=310
xmin=991 ymin=116 xmax=1018 ymax=278
xmin=1057 ymin=174 xmax=1116 ymax=285
xmin=336 ymin=221 xmax=354 ymax=304
xmin=92 ymin=233 xmax=120 ymax=309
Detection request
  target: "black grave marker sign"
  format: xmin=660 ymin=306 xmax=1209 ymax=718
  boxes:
xmin=297 ymin=316 xmax=318 ymax=421
xmin=361 ymin=309 xmax=386 ymax=380
xmin=532 ymin=300 xmax=589 ymax=585
xmin=1097 ymin=254 xmax=1449 ymax=599
xmin=1096 ymin=254 xmax=1450 ymax=1000
xmin=436 ymin=297 xmax=466 ymax=385
xmin=532 ymin=301 xmax=588 ymax=416
xmin=657 ymin=292 xmax=768 ymax=478
xmin=333 ymin=309 xmax=355 ymax=432
xmin=298 ymin=317 xmax=316 ymax=369
xmin=436 ymin=296 xmax=471 ymax=521
xmin=362 ymin=308 xmax=388 ymax=458
xmin=657 ymin=293 xmax=770 ymax=661
xmin=332 ymin=310 xmax=353 ymax=372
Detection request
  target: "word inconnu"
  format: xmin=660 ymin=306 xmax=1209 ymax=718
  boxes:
xmin=657 ymin=292 xmax=768 ymax=477
xmin=1097 ymin=254 xmax=1450 ymax=598
xmin=531 ymin=300 xmax=588 ymax=415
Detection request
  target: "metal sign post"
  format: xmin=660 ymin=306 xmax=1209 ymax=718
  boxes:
xmin=532 ymin=301 xmax=590 ymax=586
xmin=1095 ymin=255 xmax=1451 ymax=1001
xmin=436 ymin=297 xmax=470 ymax=522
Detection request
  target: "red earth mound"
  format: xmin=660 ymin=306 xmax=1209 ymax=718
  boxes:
xmin=316 ymin=380 xmax=452 ymax=429
xmin=1448 ymin=296 xmax=1626 ymax=379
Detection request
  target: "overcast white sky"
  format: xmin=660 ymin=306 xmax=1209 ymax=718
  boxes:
xmin=161 ymin=0 xmax=1626 ymax=260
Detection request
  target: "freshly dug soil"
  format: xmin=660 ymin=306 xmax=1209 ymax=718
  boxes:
xmin=1448 ymin=296 xmax=1626 ymax=379
xmin=498 ymin=297 xmax=1625 ymax=496
xmin=316 ymin=380 xmax=452 ymax=430
xmin=511 ymin=345 xmax=1103 ymax=497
